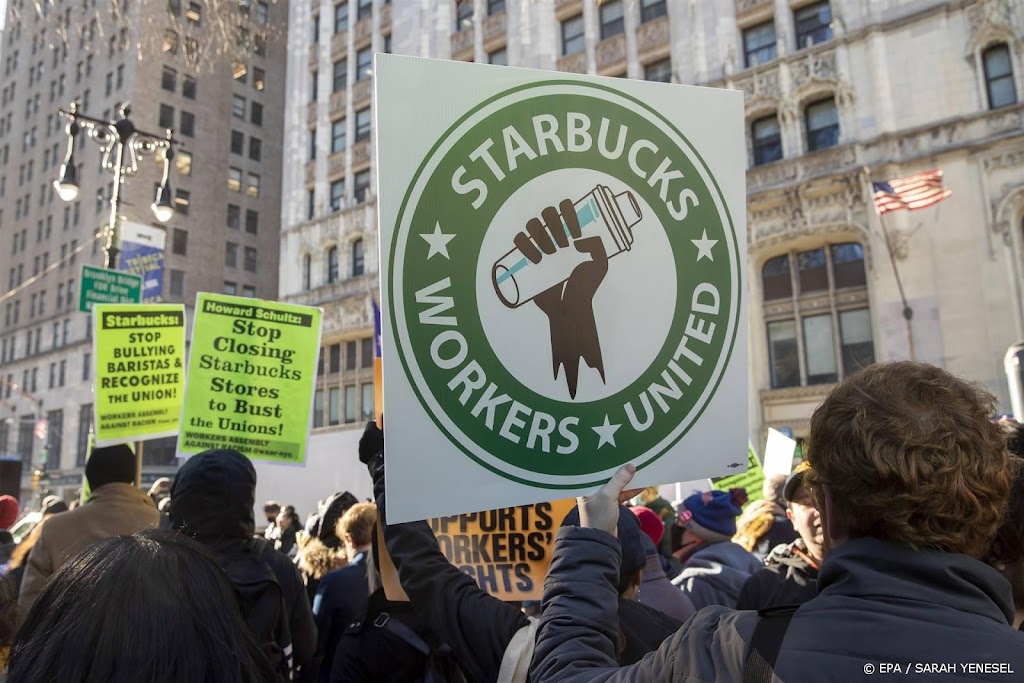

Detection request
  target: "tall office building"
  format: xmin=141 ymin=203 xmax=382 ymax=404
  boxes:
xmin=0 ymin=0 xmax=288 ymax=501
xmin=281 ymin=0 xmax=1022 ymax=458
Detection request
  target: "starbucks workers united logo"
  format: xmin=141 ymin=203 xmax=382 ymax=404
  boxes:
xmin=389 ymin=81 xmax=741 ymax=488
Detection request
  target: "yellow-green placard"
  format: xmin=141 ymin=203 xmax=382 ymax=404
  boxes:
xmin=712 ymin=442 xmax=765 ymax=508
xmin=93 ymin=304 xmax=186 ymax=447
xmin=178 ymin=293 xmax=322 ymax=464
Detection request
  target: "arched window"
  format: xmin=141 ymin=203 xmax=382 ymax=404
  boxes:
xmin=751 ymin=114 xmax=782 ymax=166
xmin=352 ymin=238 xmax=364 ymax=276
xmin=983 ymin=44 xmax=1017 ymax=109
xmin=302 ymin=254 xmax=311 ymax=290
xmin=804 ymin=97 xmax=839 ymax=152
xmin=327 ymin=246 xmax=339 ymax=283
xmin=763 ymin=242 xmax=872 ymax=389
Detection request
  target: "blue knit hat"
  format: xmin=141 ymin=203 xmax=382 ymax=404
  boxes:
xmin=677 ymin=490 xmax=743 ymax=540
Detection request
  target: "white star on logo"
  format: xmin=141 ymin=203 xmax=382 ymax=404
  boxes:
xmin=691 ymin=230 xmax=718 ymax=262
xmin=420 ymin=222 xmax=456 ymax=260
xmin=592 ymin=414 xmax=622 ymax=450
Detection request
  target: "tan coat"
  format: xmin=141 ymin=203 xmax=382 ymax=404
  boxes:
xmin=17 ymin=483 xmax=159 ymax=618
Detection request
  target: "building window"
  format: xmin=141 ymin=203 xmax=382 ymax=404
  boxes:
xmin=244 ymin=247 xmax=257 ymax=272
xmin=330 ymin=61 xmax=347 ymax=95
xmin=355 ymin=107 xmax=371 ymax=142
xmin=255 ymin=0 xmax=268 ymax=24
xmin=361 ymin=337 xmax=373 ymax=368
xmin=176 ymin=150 xmax=193 ymax=176
xmin=169 ymin=269 xmax=185 ymax=297
xmin=76 ymin=403 xmax=92 ymax=466
xmin=762 ymin=243 xmax=872 ymax=389
xmin=805 ymin=97 xmax=839 ymax=151
xmin=180 ymin=110 xmax=195 ymax=137
xmin=794 ymin=1 xmax=832 ymax=50
xmin=487 ymin=0 xmax=505 ymax=15
xmin=249 ymin=137 xmax=262 ymax=161
xmin=242 ymin=285 xmax=255 ymax=298
xmin=302 ymin=254 xmax=311 ymax=290
xmin=183 ymin=74 xmax=197 ymax=99
xmin=228 ymin=167 xmax=242 ymax=191
xmin=313 ymin=389 xmax=324 ymax=428
xmin=751 ymin=114 xmax=782 ymax=165
xmin=232 ymin=94 xmax=246 ymax=118
xmin=252 ymin=67 xmax=266 ymax=91
xmin=983 ymin=44 xmax=1017 ymax=109
xmin=644 ymin=58 xmax=671 ymax=83
xmin=345 ymin=385 xmax=357 ymax=423
xmin=354 ymin=170 xmax=370 ymax=203
xmin=334 ymin=2 xmax=348 ymax=33
xmin=599 ymin=0 xmax=624 ymax=40
xmin=172 ymin=227 xmax=188 ymax=255
xmin=357 ymin=0 xmax=371 ymax=21
xmin=186 ymin=1 xmax=201 ymax=25
xmin=330 ymin=180 xmax=345 ymax=212
xmin=361 ymin=383 xmax=374 ymax=420
xmin=246 ymin=209 xmax=258 ymax=234
xmin=356 ymin=47 xmax=372 ymax=81
xmin=331 ymin=119 xmax=347 ymax=153
xmin=246 ymin=172 xmax=260 ymax=197
xmin=251 ymin=102 xmax=263 ymax=126
xmin=743 ymin=21 xmax=776 ymax=68
xmin=384 ymin=34 xmax=392 ymax=54
xmin=158 ymin=104 xmax=174 ymax=129
xmin=308 ymin=189 xmax=316 ymax=220
xmin=329 ymin=387 xmax=341 ymax=425
xmin=561 ymin=15 xmax=584 ymax=56
xmin=224 ymin=281 xmax=237 ymax=295
xmin=488 ymin=49 xmax=507 ymax=66
xmin=329 ymin=344 xmax=341 ymax=373
xmin=455 ymin=0 xmax=473 ymax=31
xmin=226 ymin=242 xmax=238 ymax=267
xmin=327 ymin=246 xmax=339 ymax=283
xmin=640 ymin=0 xmax=666 ymax=23
xmin=161 ymin=66 xmax=176 ymax=91
xmin=352 ymin=238 xmax=364 ymax=276
xmin=227 ymin=203 xmax=240 ymax=229
xmin=230 ymin=130 xmax=245 ymax=155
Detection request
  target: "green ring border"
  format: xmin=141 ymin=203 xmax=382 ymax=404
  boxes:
xmin=387 ymin=79 xmax=743 ymax=489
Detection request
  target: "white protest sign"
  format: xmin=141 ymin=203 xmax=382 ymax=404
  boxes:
xmin=762 ymin=428 xmax=798 ymax=479
xmin=377 ymin=55 xmax=747 ymax=523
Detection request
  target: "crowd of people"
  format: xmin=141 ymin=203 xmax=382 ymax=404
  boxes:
xmin=0 ymin=360 xmax=1021 ymax=681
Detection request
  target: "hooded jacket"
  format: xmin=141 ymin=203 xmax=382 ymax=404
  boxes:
xmin=670 ymin=540 xmax=761 ymax=610
xmin=530 ymin=528 xmax=1024 ymax=682
xmin=170 ymin=450 xmax=317 ymax=682
xmin=735 ymin=538 xmax=819 ymax=611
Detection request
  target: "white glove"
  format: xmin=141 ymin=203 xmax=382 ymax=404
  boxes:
xmin=576 ymin=464 xmax=637 ymax=537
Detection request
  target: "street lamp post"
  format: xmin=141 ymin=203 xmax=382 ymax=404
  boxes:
xmin=54 ymin=101 xmax=177 ymax=269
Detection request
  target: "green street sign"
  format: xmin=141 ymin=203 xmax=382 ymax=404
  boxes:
xmin=79 ymin=265 xmax=142 ymax=313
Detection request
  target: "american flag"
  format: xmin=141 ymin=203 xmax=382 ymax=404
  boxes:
xmin=872 ymin=169 xmax=952 ymax=214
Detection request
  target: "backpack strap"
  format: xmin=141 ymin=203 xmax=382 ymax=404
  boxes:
xmin=375 ymin=612 xmax=431 ymax=657
xmin=496 ymin=617 xmax=539 ymax=683
xmin=742 ymin=605 xmax=798 ymax=683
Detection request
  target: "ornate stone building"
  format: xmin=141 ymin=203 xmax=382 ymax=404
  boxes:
xmin=281 ymin=0 xmax=1023 ymax=452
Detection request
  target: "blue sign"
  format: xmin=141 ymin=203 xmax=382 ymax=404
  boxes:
xmin=118 ymin=222 xmax=166 ymax=302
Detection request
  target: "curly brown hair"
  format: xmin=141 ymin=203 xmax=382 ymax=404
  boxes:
xmin=805 ymin=361 xmax=1011 ymax=558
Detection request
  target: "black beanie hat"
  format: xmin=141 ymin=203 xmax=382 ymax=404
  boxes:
xmin=85 ymin=444 xmax=136 ymax=490
xmin=560 ymin=503 xmax=647 ymax=579
xmin=170 ymin=449 xmax=256 ymax=539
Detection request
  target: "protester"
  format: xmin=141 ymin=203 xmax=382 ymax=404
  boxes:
xmin=274 ymin=505 xmax=303 ymax=558
xmin=18 ymin=444 xmax=159 ymax=616
xmin=148 ymin=477 xmax=172 ymax=507
xmin=986 ymin=421 xmax=1024 ymax=629
xmin=529 ymin=361 xmax=1024 ymax=681
xmin=735 ymin=461 xmax=822 ymax=610
xmin=0 ymin=495 xmax=19 ymax=566
xmin=40 ymin=495 xmax=68 ymax=516
xmin=313 ymin=502 xmax=376 ymax=682
xmin=630 ymin=506 xmax=695 ymax=624
xmin=170 ymin=448 xmax=317 ymax=682
xmin=0 ymin=573 xmax=17 ymax=670
xmin=355 ymin=421 xmax=681 ymax=682
xmin=7 ymin=530 xmax=279 ymax=682
xmin=263 ymin=501 xmax=282 ymax=540
xmin=733 ymin=475 xmax=798 ymax=561
xmin=637 ymin=487 xmax=674 ymax=558
xmin=296 ymin=491 xmax=358 ymax=601
xmin=669 ymin=489 xmax=760 ymax=609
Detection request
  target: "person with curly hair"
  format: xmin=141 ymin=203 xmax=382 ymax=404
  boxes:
xmin=529 ymin=361 xmax=1024 ymax=681
xmin=987 ymin=421 xmax=1024 ymax=629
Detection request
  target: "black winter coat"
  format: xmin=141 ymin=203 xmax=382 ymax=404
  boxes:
xmin=734 ymin=540 xmax=818 ymax=611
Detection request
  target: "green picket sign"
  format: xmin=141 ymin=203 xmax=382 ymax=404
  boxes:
xmin=712 ymin=443 xmax=765 ymax=508
xmin=178 ymin=293 xmax=322 ymax=464
xmin=93 ymin=304 xmax=186 ymax=446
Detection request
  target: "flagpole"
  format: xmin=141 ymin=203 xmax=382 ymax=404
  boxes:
xmin=877 ymin=212 xmax=917 ymax=362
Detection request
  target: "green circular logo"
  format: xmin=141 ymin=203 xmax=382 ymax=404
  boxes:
xmin=389 ymin=81 xmax=741 ymax=489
